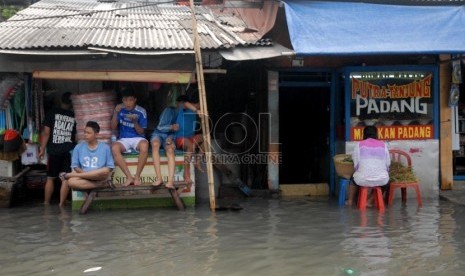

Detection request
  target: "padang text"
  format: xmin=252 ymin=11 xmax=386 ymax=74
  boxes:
xmin=355 ymin=95 xmax=427 ymax=116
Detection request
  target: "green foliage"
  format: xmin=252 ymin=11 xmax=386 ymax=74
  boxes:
xmin=1 ymin=6 xmax=21 ymax=20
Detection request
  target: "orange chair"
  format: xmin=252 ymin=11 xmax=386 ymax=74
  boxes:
xmin=388 ymin=149 xmax=422 ymax=207
xmin=358 ymin=186 xmax=385 ymax=212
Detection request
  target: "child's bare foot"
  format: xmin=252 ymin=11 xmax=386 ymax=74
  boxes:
xmin=164 ymin=181 xmax=175 ymax=190
xmin=183 ymin=174 xmax=193 ymax=189
xmin=133 ymin=177 xmax=142 ymax=186
xmin=345 ymin=200 xmax=353 ymax=206
xmin=151 ymin=179 xmax=163 ymax=187
xmin=123 ymin=177 xmax=134 ymax=187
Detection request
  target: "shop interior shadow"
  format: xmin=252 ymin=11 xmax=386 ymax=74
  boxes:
xmin=279 ymin=87 xmax=330 ymax=184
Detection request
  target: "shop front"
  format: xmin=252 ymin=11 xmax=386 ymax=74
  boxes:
xmin=0 ymin=0 xmax=279 ymax=208
xmin=0 ymin=72 xmax=198 ymax=209
xmin=266 ymin=65 xmax=441 ymax=198
xmin=265 ymin=0 xmax=465 ymax=194
xmin=344 ymin=66 xmax=440 ymax=198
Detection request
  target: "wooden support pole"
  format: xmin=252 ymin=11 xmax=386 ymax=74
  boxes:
xmin=439 ymin=55 xmax=453 ymax=190
xmin=189 ymin=0 xmax=216 ymax=210
xmin=79 ymin=190 xmax=96 ymax=215
xmin=169 ymin=189 xmax=186 ymax=211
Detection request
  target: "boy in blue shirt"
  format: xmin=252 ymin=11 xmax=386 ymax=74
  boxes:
xmin=60 ymin=121 xmax=115 ymax=196
xmin=175 ymin=95 xmax=203 ymax=185
xmin=111 ymin=89 xmax=149 ymax=186
xmin=150 ymin=105 xmax=179 ymax=189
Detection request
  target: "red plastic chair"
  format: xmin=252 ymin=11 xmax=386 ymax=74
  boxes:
xmin=388 ymin=149 xmax=422 ymax=207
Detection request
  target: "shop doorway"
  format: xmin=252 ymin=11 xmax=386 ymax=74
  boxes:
xmin=279 ymin=84 xmax=331 ymax=184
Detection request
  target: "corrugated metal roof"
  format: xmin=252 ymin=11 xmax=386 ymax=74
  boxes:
xmin=0 ymin=0 xmax=265 ymax=51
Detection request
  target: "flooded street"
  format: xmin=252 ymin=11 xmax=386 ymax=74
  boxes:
xmin=1 ymin=198 xmax=465 ymax=276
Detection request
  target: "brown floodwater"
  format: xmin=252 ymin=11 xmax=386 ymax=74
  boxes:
xmin=1 ymin=198 xmax=464 ymax=275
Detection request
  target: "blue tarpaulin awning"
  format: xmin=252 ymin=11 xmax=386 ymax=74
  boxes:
xmin=283 ymin=1 xmax=465 ymax=55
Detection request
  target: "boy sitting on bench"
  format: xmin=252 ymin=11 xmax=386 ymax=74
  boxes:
xmin=60 ymin=121 xmax=115 ymax=192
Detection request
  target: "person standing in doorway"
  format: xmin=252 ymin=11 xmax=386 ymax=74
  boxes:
xmin=111 ymin=89 xmax=149 ymax=186
xmin=150 ymin=104 xmax=179 ymax=189
xmin=346 ymin=125 xmax=391 ymax=206
xmin=39 ymin=92 xmax=76 ymax=206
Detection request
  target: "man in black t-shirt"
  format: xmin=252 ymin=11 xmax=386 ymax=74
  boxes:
xmin=39 ymin=92 xmax=76 ymax=206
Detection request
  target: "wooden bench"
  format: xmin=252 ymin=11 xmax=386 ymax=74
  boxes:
xmin=76 ymin=181 xmax=189 ymax=214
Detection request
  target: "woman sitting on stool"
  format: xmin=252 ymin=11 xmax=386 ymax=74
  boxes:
xmin=346 ymin=125 xmax=391 ymax=206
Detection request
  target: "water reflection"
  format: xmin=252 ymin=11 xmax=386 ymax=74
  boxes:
xmin=1 ymin=199 xmax=465 ymax=275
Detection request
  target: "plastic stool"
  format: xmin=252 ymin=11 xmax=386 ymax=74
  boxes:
xmin=338 ymin=178 xmax=351 ymax=206
xmin=358 ymin=186 xmax=384 ymax=212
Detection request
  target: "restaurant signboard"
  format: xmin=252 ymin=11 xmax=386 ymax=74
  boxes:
xmin=347 ymin=69 xmax=436 ymax=141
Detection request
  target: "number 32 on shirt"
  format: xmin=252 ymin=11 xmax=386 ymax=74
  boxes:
xmin=83 ymin=157 xmax=98 ymax=168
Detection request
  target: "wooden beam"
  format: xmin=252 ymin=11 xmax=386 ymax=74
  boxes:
xmin=204 ymin=69 xmax=227 ymax=74
xmin=440 ymin=56 xmax=453 ymax=190
xmin=33 ymin=70 xmax=192 ymax=83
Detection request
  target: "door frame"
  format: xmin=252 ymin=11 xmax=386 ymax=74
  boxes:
xmin=268 ymin=68 xmax=338 ymax=194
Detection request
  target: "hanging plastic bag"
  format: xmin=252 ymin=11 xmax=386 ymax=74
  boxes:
xmin=21 ymin=143 xmax=40 ymax=165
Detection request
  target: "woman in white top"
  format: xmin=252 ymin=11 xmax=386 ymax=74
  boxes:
xmin=346 ymin=126 xmax=390 ymax=206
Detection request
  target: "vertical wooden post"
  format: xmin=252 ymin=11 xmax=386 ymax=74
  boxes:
xmin=267 ymin=71 xmax=280 ymax=191
xmin=440 ymin=55 xmax=453 ymax=190
xmin=189 ymin=0 xmax=216 ymax=210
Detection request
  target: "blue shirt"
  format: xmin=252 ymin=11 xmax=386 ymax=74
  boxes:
xmin=71 ymin=142 xmax=115 ymax=172
xmin=176 ymin=108 xmax=197 ymax=138
xmin=117 ymin=105 xmax=147 ymax=138
xmin=153 ymin=107 xmax=177 ymax=134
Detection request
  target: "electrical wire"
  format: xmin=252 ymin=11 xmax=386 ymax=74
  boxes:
xmin=4 ymin=0 xmax=279 ymax=23
xmin=6 ymin=0 xmax=179 ymax=22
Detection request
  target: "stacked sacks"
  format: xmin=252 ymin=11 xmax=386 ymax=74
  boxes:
xmin=71 ymin=92 xmax=115 ymax=144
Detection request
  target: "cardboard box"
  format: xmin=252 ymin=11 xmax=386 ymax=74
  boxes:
xmin=0 ymin=160 xmax=15 ymax=177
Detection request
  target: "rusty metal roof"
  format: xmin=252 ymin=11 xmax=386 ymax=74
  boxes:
xmin=0 ymin=0 xmax=265 ymax=51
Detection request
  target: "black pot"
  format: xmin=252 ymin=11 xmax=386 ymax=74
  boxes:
xmin=3 ymin=135 xmax=22 ymax=153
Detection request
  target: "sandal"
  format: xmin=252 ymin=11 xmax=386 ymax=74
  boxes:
xmin=59 ymin=172 xmax=69 ymax=181
xmin=164 ymin=183 xmax=175 ymax=190
xmin=100 ymin=180 xmax=115 ymax=189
